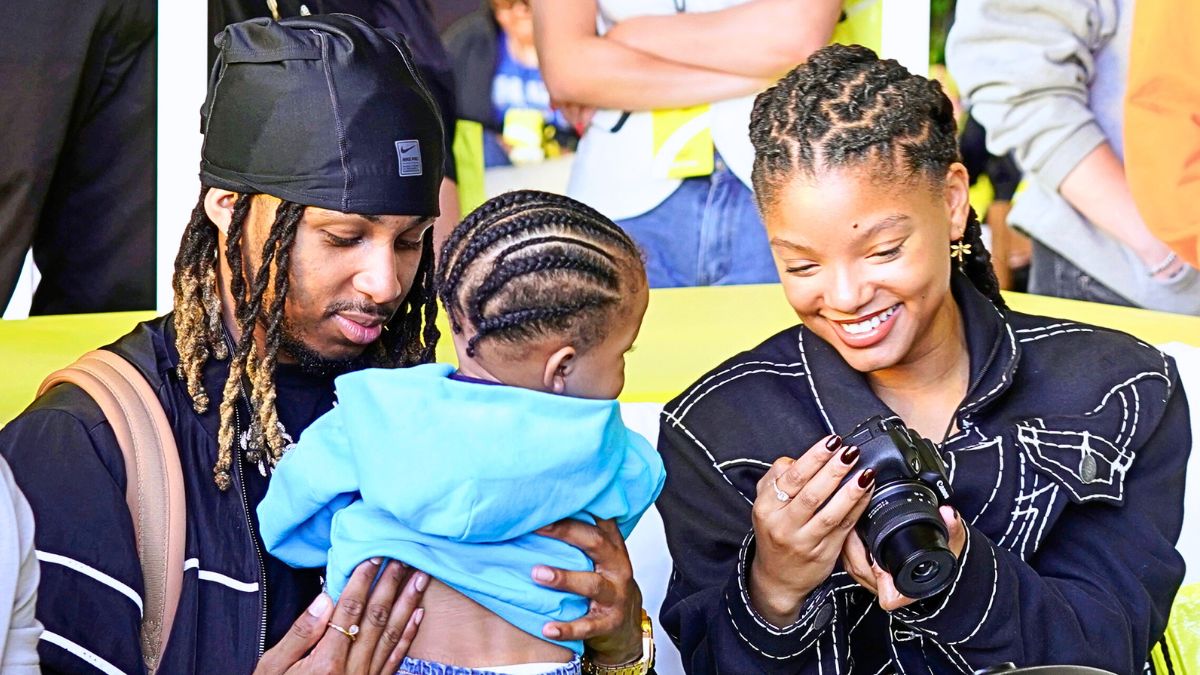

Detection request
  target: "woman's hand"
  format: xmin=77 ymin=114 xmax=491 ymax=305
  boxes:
xmin=532 ymin=517 xmax=644 ymax=665
xmin=254 ymin=558 xmax=428 ymax=675
xmin=841 ymin=505 xmax=967 ymax=611
xmin=748 ymin=435 xmax=875 ymax=626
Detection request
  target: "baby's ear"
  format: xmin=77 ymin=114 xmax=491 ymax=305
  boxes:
xmin=543 ymin=345 xmax=577 ymax=395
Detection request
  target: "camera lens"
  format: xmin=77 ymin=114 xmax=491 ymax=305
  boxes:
xmin=912 ymin=560 xmax=940 ymax=581
xmin=860 ymin=482 xmax=958 ymax=600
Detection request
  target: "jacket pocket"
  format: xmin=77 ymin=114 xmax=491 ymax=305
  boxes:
xmin=1014 ymin=409 xmax=1135 ymax=505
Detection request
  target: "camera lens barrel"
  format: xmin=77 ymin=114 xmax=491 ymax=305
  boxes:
xmin=861 ymin=482 xmax=957 ymax=599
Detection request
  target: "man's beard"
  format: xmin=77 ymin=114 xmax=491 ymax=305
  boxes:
xmin=278 ymin=322 xmax=371 ymax=378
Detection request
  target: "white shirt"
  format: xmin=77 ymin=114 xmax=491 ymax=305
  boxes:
xmin=567 ymin=0 xmax=760 ymax=221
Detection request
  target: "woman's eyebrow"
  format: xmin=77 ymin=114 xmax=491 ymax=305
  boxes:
xmin=859 ymin=214 xmax=911 ymax=237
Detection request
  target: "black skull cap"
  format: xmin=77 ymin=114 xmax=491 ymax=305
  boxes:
xmin=200 ymin=13 xmax=444 ymax=216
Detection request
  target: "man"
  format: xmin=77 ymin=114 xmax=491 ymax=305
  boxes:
xmin=1 ymin=15 xmax=650 ymax=674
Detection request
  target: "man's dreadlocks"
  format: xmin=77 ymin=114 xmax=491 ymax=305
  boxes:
xmin=172 ymin=187 xmax=440 ymax=490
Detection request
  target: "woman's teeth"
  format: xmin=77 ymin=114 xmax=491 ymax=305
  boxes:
xmin=842 ymin=305 xmax=898 ymax=335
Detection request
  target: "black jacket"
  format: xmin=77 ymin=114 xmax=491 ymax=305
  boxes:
xmin=0 ymin=315 xmax=331 ymax=673
xmin=657 ymin=275 xmax=1189 ymax=674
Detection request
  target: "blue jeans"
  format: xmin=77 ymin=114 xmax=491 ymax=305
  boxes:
xmin=398 ymin=656 xmax=581 ymax=675
xmin=1028 ymin=241 xmax=1134 ymax=307
xmin=616 ymin=156 xmax=777 ymax=288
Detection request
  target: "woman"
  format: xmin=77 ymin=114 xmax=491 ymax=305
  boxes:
xmin=656 ymin=44 xmax=1189 ymax=673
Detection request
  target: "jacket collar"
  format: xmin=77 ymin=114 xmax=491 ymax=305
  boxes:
xmin=797 ymin=273 xmax=1019 ymax=439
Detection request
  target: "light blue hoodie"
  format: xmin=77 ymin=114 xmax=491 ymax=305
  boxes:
xmin=257 ymin=363 xmax=666 ymax=654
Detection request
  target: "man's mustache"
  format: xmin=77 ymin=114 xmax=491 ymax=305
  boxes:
xmin=325 ymin=301 xmax=396 ymax=323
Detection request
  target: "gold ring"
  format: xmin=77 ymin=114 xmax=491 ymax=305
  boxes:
xmin=327 ymin=622 xmax=359 ymax=642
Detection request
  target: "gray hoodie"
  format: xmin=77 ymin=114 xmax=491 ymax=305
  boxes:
xmin=948 ymin=0 xmax=1200 ymax=314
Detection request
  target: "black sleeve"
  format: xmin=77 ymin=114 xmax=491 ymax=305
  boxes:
xmin=656 ymin=411 xmax=833 ymax=674
xmin=0 ymin=385 xmax=147 ymax=675
xmin=893 ymin=375 xmax=1190 ymax=672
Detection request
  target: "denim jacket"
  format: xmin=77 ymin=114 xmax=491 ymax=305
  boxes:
xmin=657 ymin=275 xmax=1190 ymax=673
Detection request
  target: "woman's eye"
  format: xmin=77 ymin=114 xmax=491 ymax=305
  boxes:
xmin=395 ymin=238 xmax=424 ymax=252
xmin=872 ymin=245 xmax=903 ymax=260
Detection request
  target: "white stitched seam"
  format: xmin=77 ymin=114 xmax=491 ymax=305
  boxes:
xmin=678 ymin=368 xmax=810 ymax=421
xmin=660 ymin=409 xmax=753 ymax=506
xmin=946 ymin=540 xmax=998 ymax=645
xmin=716 ymin=458 xmax=773 ymax=470
xmin=673 ymin=359 xmax=804 ymax=417
xmin=798 ymin=332 xmax=835 ymax=433
xmin=184 ymin=558 xmax=259 ymax=593
xmin=1017 ymin=328 xmax=1095 ymax=343
xmin=1014 ymin=322 xmax=1076 ymax=333
xmin=963 ymin=323 xmax=1017 ymax=409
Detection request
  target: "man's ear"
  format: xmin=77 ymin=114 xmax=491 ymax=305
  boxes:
xmin=204 ymin=188 xmax=241 ymax=234
xmin=542 ymin=345 xmax=577 ymax=395
xmin=945 ymin=162 xmax=971 ymax=242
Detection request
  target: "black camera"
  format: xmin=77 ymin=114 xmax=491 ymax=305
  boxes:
xmin=840 ymin=415 xmax=956 ymax=600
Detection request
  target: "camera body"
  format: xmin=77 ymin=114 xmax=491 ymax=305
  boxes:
xmin=841 ymin=415 xmax=956 ymax=599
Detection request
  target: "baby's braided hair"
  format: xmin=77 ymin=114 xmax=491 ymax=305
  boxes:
xmin=437 ymin=190 xmax=643 ymax=358
xmin=749 ymin=43 xmax=1005 ymax=309
xmin=172 ymin=188 xmax=439 ymax=490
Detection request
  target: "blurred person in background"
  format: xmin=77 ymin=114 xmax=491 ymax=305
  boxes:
xmin=948 ymin=0 xmax=1200 ymax=314
xmin=0 ymin=0 xmax=156 ymax=315
xmin=1124 ymin=0 xmax=1200 ymax=272
xmin=532 ymin=0 xmax=842 ymax=289
xmin=0 ymin=455 xmax=39 ymax=675
xmin=444 ymin=0 xmax=580 ymax=168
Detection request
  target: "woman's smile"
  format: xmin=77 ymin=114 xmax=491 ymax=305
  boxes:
xmin=827 ymin=303 xmax=902 ymax=348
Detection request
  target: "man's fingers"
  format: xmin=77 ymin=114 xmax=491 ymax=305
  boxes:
xmin=256 ymin=593 xmax=334 ymax=674
xmin=372 ymin=570 xmax=428 ymax=675
xmin=531 ymin=565 xmax=612 ymax=604
xmin=536 ymin=518 xmax=611 ymax=559
xmin=542 ymin=613 xmax=607 ymax=643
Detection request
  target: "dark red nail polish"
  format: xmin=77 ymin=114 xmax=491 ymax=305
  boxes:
xmin=825 ymin=435 xmax=843 ymax=451
xmin=858 ymin=468 xmax=876 ymax=487
xmin=840 ymin=447 xmax=860 ymax=465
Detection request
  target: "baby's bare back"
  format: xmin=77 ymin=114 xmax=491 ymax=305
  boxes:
xmin=408 ymin=578 xmax=575 ymax=667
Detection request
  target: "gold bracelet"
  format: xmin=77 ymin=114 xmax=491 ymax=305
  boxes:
xmin=581 ymin=609 xmax=655 ymax=675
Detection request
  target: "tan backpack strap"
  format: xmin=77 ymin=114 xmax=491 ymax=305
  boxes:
xmin=38 ymin=350 xmax=186 ymax=674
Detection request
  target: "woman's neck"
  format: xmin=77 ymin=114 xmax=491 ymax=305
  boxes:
xmin=408 ymin=579 xmax=574 ymax=666
xmin=866 ymin=297 xmax=970 ymax=440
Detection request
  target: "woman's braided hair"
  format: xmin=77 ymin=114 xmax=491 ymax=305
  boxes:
xmin=437 ymin=190 xmax=643 ymax=358
xmin=173 ymin=187 xmax=439 ymax=490
xmin=748 ymin=43 xmax=1005 ymax=309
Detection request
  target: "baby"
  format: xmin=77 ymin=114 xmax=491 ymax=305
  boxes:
xmin=259 ymin=190 xmax=664 ymax=674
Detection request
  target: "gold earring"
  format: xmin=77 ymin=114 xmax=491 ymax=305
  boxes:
xmin=950 ymin=240 xmax=972 ymax=267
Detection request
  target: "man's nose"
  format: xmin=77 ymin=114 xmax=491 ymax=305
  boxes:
xmin=352 ymin=249 xmax=404 ymax=306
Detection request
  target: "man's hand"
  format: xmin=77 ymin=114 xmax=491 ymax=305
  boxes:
xmin=841 ymin=506 xmax=966 ymax=611
xmin=254 ymin=558 xmax=428 ymax=675
xmin=532 ymin=518 xmax=643 ymax=665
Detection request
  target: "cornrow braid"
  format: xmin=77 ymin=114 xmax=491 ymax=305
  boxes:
xmin=749 ymin=43 xmax=1005 ymax=308
xmin=437 ymin=190 xmax=643 ymax=359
